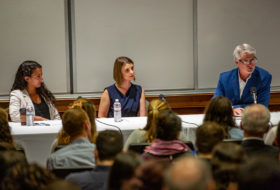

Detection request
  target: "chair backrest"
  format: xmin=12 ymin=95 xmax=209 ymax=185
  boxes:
xmin=128 ymin=143 xmax=150 ymax=154
xmin=52 ymin=167 xmax=94 ymax=179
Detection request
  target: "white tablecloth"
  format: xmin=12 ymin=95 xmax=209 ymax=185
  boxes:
xmin=10 ymin=112 xmax=280 ymax=166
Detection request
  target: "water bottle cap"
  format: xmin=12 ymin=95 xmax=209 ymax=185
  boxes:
xmin=115 ymin=99 xmax=119 ymax=102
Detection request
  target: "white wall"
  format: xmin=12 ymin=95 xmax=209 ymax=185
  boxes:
xmin=197 ymin=0 xmax=280 ymax=88
xmin=0 ymin=0 xmax=68 ymax=95
xmin=73 ymin=0 xmax=194 ymax=93
xmin=0 ymin=0 xmax=279 ymax=96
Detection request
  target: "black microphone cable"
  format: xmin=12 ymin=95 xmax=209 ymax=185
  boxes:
xmin=95 ymin=119 xmax=123 ymax=138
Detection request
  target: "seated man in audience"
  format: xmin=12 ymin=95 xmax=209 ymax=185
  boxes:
xmin=241 ymin=104 xmax=279 ymax=160
xmin=66 ymin=130 xmax=123 ymax=190
xmin=47 ymin=107 xmax=96 ymax=170
xmin=238 ymin=157 xmax=280 ymax=190
xmin=163 ymin=156 xmax=215 ymax=190
xmin=195 ymin=122 xmax=225 ymax=163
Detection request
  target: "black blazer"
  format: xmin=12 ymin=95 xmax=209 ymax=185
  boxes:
xmin=241 ymin=139 xmax=279 ymax=160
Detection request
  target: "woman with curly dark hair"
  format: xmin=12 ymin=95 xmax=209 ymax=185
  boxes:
xmin=203 ymin=96 xmax=243 ymax=139
xmin=9 ymin=60 xmax=60 ymax=122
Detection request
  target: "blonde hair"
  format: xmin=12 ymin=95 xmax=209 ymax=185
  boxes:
xmin=143 ymin=99 xmax=170 ymax=142
xmin=113 ymin=56 xmax=134 ymax=85
xmin=57 ymin=98 xmax=97 ymax=145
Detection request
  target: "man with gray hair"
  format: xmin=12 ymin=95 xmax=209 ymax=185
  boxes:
xmin=241 ymin=104 xmax=278 ymax=160
xmin=213 ymin=43 xmax=272 ymax=116
xmin=163 ymin=156 xmax=215 ymax=190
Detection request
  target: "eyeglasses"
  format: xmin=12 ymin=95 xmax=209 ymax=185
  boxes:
xmin=239 ymin=57 xmax=257 ymax=65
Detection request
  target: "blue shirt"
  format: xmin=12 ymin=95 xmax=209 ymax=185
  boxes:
xmin=66 ymin=165 xmax=110 ymax=190
xmin=106 ymin=83 xmax=142 ymax=117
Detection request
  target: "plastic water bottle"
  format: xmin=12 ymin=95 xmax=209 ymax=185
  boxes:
xmin=113 ymin=99 xmax=122 ymax=122
xmin=26 ymin=105 xmax=35 ymax=126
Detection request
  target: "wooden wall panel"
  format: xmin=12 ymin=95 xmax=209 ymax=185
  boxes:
xmin=1 ymin=92 xmax=280 ymax=117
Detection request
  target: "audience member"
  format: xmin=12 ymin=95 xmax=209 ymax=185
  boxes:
xmin=143 ymin=110 xmax=192 ymax=161
xmin=204 ymin=96 xmax=243 ymax=139
xmin=47 ymin=107 xmax=96 ymax=170
xmin=107 ymin=152 xmax=143 ymax=190
xmin=195 ymin=122 xmax=225 ymax=162
xmin=0 ymin=108 xmax=15 ymax=145
xmin=9 ymin=60 xmax=60 ymax=121
xmin=241 ymin=104 xmax=279 ymax=160
xmin=211 ymin=142 xmax=247 ymax=190
xmin=51 ymin=98 xmax=97 ymax=152
xmin=0 ymin=150 xmax=27 ymax=182
xmin=137 ymin=159 xmax=169 ymax=190
xmin=0 ymin=108 xmax=25 ymax=151
xmin=163 ymin=156 xmax=215 ymax=190
xmin=124 ymin=99 xmax=188 ymax=151
xmin=1 ymin=163 xmax=56 ymax=190
xmin=66 ymin=130 xmax=123 ymax=190
xmin=0 ymin=142 xmax=16 ymax=151
xmin=98 ymin=56 xmax=146 ymax=118
xmin=238 ymin=157 xmax=280 ymax=190
xmin=42 ymin=180 xmax=81 ymax=190
xmin=264 ymin=121 xmax=280 ymax=146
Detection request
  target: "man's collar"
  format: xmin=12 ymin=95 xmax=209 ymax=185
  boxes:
xmin=243 ymin=137 xmax=264 ymax=141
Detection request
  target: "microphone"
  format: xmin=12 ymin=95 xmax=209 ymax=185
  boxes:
xmin=159 ymin=94 xmax=166 ymax=101
xmin=250 ymin=87 xmax=257 ymax=104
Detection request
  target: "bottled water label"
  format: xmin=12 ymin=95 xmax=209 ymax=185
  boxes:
xmin=113 ymin=99 xmax=122 ymax=122
xmin=26 ymin=105 xmax=34 ymax=126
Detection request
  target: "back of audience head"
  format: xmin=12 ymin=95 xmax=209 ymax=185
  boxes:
xmin=238 ymin=157 xmax=280 ymax=190
xmin=0 ymin=142 xmax=16 ymax=151
xmin=1 ymin=163 xmax=56 ymax=190
xmin=96 ymin=130 xmax=123 ymax=162
xmin=275 ymin=121 xmax=280 ymax=146
xmin=72 ymin=97 xmax=97 ymax=143
xmin=144 ymin=99 xmax=170 ymax=143
xmin=0 ymin=107 xmax=8 ymax=119
xmin=211 ymin=142 xmax=247 ymax=190
xmin=107 ymin=152 xmax=142 ymax=190
xmin=57 ymin=98 xmax=97 ymax=145
xmin=0 ymin=150 xmax=27 ymax=182
xmin=156 ymin=110 xmax=181 ymax=141
xmin=241 ymin=104 xmax=270 ymax=136
xmin=163 ymin=156 xmax=214 ymax=190
xmin=42 ymin=180 xmax=81 ymax=190
xmin=0 ymin=108 xmax=14 ymax=145
xmin=196 ymin=122 xmax=225 ymax=155
xmin=62 ymin=107 xmax=91 ymax=141
xmin=137 ymin=159 xmax=169 ymax=190
xmin=204 ymin=96 xmax=236 ymax=138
